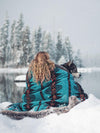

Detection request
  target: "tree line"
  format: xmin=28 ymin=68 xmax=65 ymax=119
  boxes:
xmin=0 ymin=14 xmax=83 ymax=68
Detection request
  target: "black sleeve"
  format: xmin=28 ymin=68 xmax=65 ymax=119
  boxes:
xmin=55 ymin=64 xmax=69 ymax=73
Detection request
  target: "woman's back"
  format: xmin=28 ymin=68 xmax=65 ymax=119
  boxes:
xmin=6 ymin=52 xmax=88 ymax=112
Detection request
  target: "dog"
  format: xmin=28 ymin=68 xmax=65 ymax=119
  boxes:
xmin=61 ymin=60 xmax=81 ymax=78
xmin=60 ymin=60 xmax=88 ymax=101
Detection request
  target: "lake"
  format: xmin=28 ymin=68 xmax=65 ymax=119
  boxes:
xmin=0 ymin=71 xmax=100 ymax=103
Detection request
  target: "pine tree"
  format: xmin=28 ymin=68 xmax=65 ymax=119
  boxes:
xmin=63 ymin=38 xmax=68 ymax=62
xmin=29 ymin=30 xmax=36 ymax=61
xmin=46 ymin=33 xmax=56 ymax=61
xmin=10 ymin=20 xmax=16 ymax=49
xmin=27 ymin=29 xmax=33 ymax=64
xmin=20 ymin=26 xmax=31 ymax=66
xmin=10 ymin=20 xmax=16 ymax=65
xmin=13 ymin=14 xmax=24 ymax=67
xmin=41 ymin=31 xmax=47 ymax=51
xmin=30 ymin=30 xmax=39 ymax=58
xmin=42 ymin=31 xmax=49 ymax=51
xmin=1 ymin=16 xmax=9 ymax=67
xmin=34 ymin=30 xmax=37 ymax=55
xmin=64 ymin=37 xmax=73 ymax=61
xmin=6 ymin=42 xmax=11 ymax=67
xmin=74 ymin=49 xmax=83 ymax=67
xmin=55 ymin=32 xmax=63 ymax=63
xmin=0 ymin=26 xmax=4 ymax=67
xmin=15 ymin=14 xmax=24 ymax=50
xmin=35 ymin=27 xmax=42 ymax=53
xmin=58 ymin=55 xmax=66 ymax=65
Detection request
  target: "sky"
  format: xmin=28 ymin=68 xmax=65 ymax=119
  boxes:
xmin=0 ymin=0 xmax=100 ymax=66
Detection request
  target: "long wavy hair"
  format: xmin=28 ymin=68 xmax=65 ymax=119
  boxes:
xmin=28 ymin=51 xmax=55 ymax=84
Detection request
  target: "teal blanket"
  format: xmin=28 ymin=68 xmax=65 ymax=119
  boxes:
xmin=7 ymin=66 xmax=88 ymax=112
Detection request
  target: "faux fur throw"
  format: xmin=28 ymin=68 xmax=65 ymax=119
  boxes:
xmin=0 ymin=96 xmax=80 ymax=120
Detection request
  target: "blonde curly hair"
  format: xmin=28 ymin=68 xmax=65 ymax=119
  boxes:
xmin=28 ymin=51 xmax=55 ymax=83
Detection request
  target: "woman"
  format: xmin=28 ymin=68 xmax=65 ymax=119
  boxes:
xmin=6 ymin=51 xmax=88 ymax=112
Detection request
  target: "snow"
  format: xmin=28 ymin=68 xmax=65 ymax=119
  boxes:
xmin=14 ymin=67 xmax=100 ymax=82
xmin=78 ymin=67 xmax=100 ymax=73
xmin=0 ymin=94 xmax=100 ymax=133
xmin=0 ymin=68 xmax=28 ymax=74
xmin=0 ymin=67 xmax=100 ymax=74
xmin=15 ymin=75 xmax=26 ymax=81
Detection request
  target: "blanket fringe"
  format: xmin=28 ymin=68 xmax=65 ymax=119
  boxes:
xmin=0 ymin=106 xmax=69 ymax=120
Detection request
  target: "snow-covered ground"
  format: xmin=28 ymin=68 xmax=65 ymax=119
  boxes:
xmin=0 ymin=94 xmax=100 ymax=133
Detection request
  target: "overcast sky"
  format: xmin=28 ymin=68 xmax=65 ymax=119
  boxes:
xmin=0 ymin=0 xmax=100 ymax=65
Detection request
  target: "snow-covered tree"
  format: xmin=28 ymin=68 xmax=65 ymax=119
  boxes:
xmin=10 ymin=20 xmax=16 ymax=64
xmin=1 ymin=16 xmax=9 ymax=66
xmin=0 ymin=13 xmax=83 ymax=68
xmin=30 ymin=30 xmax=39 ymax=58
xmin=20 ymin=26 xmax=31 ymax=66
xmin=5 ymin=43 xmax=11 ymax=67
xmin=64 ymin=37 xmax=73 ymax=61
xmin=35 ymin=27 xmax=42 ymax=53
xmin=0 ymin=26 xmax=4 ymax=67
xmin=74 ymin=49 xmax=83 ymax=67
xmin=63 ymin=38 xmax=68 ymax=62
xmin=55 ymin=32 xmax=63 ymax=63
xmin=42 ymin=31 xmax=50 ymax=51
xmin=15 ymin=14 xmax=24 ymax=50
xmin=10 ymin=20 xmax=16 ymax=48
xmin=41 ymin=31 xmax=47 ymax=51
xmin=46 ymin=33 xmax=56 ymax=61
xmin=12 ymin=14 xmax=24 ymax=66
xmin=28 ymin=30 xmax=36 ymax=62
xmin=58 ymin=55 xmax=66 ymax=65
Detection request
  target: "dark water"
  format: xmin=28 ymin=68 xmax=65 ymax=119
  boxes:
xmin=0 ymin=72 xmax=100 ymax=103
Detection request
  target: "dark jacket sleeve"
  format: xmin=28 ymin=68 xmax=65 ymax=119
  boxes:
xmin=55 ymin=64 xmax=69 ymax=73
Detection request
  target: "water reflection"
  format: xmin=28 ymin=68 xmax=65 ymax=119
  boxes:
xmin=0 ymin=71 xmax=100 ymax=103
xmin=0 ymin=74 xmax=25 ymax=103
xmin=75 ymin=72 xmax=100 ymax=99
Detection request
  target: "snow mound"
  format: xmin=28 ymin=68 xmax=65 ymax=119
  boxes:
xmin=0 ymin=102 xmax=12 ymax=111
xmin=0 ymin=94 xmax=100 ymax=133
xmin=14 ymin=75 xmax=26 ymax=87
xmin=15 ymin=75 xmax=26 ymax=81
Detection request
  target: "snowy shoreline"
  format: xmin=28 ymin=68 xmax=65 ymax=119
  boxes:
xmin=0 ymin=68 xmax=28 ymax=73
xmin=0 ymin=67 xmax=100 ymax=73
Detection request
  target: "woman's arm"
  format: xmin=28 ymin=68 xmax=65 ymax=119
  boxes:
xmin=55 ymin=64 xmax=69 ymax=72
